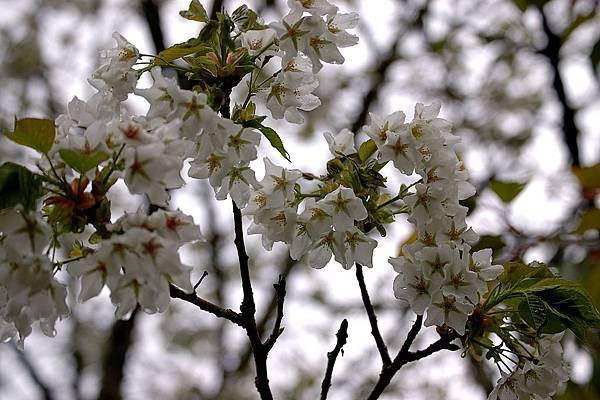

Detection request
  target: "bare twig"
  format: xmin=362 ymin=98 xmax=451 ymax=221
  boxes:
xmin=355 ymin=264 xmax=391 ymax=366
xmin=232 ymin=201 xmax=273 ymax=400
xmin=264 ymin=275 xmax=287 ymax=351
xmin=169 ymin=285 xmax=244 ymax=326
xmin=366 ymin=330 xmax=459 ymax=400
xmin=320 ymin=319 xmax=349 ymax=400
xmin=193 ymin=270 xmax=209 ymax=290
xmin=398 ymin=314 xmax=423 ymax=354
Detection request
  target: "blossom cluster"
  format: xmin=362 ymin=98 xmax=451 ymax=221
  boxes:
xmin=68 ymin=209 xmax=202 ymax=319
xmin=0 ymin=208 xmax=68 ymax=346
xmin=242 ymin=0 xmax=359 ymax=124
xmin=489 ymin=334 xmax=569 ymax=400
xmin=373 ymin=102 xmax=504 ymax=335
xmin=244 ymin=158 xmax=376 ymax=269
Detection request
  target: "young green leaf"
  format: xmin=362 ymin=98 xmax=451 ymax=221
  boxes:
xmin=358 ymin=139 xmax=377 ymax=162
xmin=576 ymin=208 xmax=600 ymax=233
xmin=243 ymin=119 xmax=290 ymax=161
xmin=5 ymin=118 xmax=56 ymax=154
xmin=154 ymin=37 xmax=209 ymax=65
xmin=0 ymin=162 xmax=43 ymax=212
xmin=59 ymin=149 xmax=109 ymax=174
xmin=179 ymin=0 xmax=209 ymax=22
xmin=489 ymin=180 xmax=526 ymax=203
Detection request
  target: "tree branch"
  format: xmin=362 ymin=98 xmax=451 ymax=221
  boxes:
xmin=398 ymin=314 xmax=423 ymax=354
xmin=320 ymin=319 xmax=349 ymax=400
xmin=366 ymin=330 xmax=459 ymax=400
xmin=12 ymin=343 xmax=55 ymax=400
xmin=169 ymin=285 xmax=244 ymax=326
xmin=210 ymin=0 xmax=225 ymax=20
xmin=97 ymin=309 xmax=139 ymax=400
xmin=538 ymin=7 xmax=581 ymax=167
xmin=232 ymin=200 xmax=273 ymax=400
xmin=264 ymin=275 xmax=286 ymax=351
xmin=355 ymin=264 xmax=391 ymax=366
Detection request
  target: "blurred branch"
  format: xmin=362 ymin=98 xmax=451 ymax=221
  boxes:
xmin=538 ymin=7 xmax=581 ymax=167
xmin=12 ymin=343 xmax=54 ymax=400
xmin=210 ymin=0 xmax=226 ymax=19
xmin=349 ymin=1 xmax=430 ymax=134
xmin=97 ymin=309 xmax=139 ymax=400
xmin=356 ymin=264 xmax=391 ymax=366
xmin=320 ymin=319 xmax=349 ymax=400
xmin=140 ymin=0 xmax=166 ymax=53
xmin=467 ymin=356 xmax=495 ymax=395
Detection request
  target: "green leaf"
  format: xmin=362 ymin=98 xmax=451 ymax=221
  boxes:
xmin=517 ymin=277 xmax=600 ymax=339
xmin=231 ymin=5 xmax=268 ymax=32
xmin=472 ymin=235 xmax=506 ymax=258
xmin=5 ymin=118 xmax=55 ymax=154
xmin=243 ymin=119 xmax=290 ymax=161
xmin=179 ymin=0 xmax=209 ymax=22
xmin=576 ymin=208 xmax=600 ymax=233
xmin=517 ymin=293 xmax=547 ymax=330
xmin=155 ymin=37 xmax=210 ymax=65
xmin=489 ymin=180 xmax=526 ymax=203
xmin=59 ymin=149 xmax=109 ymax=174
xmin=572 ymin=162 xmax=600 ymax=189
xmin=500 ymin=261 xmax=556 ymax=286
xmin=0 ymin=162 xmax=43 ymax=212
xmin=358 ymin=139 xmax=377 ymax=162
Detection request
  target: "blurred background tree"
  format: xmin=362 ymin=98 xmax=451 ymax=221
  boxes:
xmin=0 ymin=0 xmax=599 ymax=399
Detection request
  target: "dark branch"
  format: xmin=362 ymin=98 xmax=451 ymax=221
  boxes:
xmin=140 ymin=0 xmax=166 ymax=53
xmin=264 ymin=275 xmax=287 ymax=351
xmin=97 ymin=309 xmax=139 ymax=400
xmin=169 ymin=285 xmax=244 ymax=326
xmin=226 ymin=256 xmax=297 ymax=385
xmin=210 ymin=0 xmax=225 ymax=20
xmin=320 ymin=319 xmax=349 ymax=400
xmin=538 ymin=8 xmax=581 ymax=167
xmin=232 ymin=200 xmax=273 ymax=400
xmin=366 ymin=331 xmax=459 ymax=400
xmin=398 ymin=314 xmax=423 ymax=354
xmin=12 ymin=343 xmax=55 ymax=400
xmin=355 ymin=264 xmax=391 ymax=366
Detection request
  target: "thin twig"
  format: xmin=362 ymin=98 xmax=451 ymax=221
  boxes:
xmin=320 ymin=319 xmax=349 ymax=400
xmin=232 ymin=200 xmax=273 ymax=400
xmin=355 ymin=264 xmax=391 ymax=366
xmin=169 ymin=285 xmax=244 ymax=327
xmin=264 ymin=275 xmax=287 ymax=351
xmin=398 ymin=314 xmax=423 ymax=354
xmin=366 ymin=331 xmax=459 ymax=400
xmin=193 ymin=270 xmax=209 ymax=290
